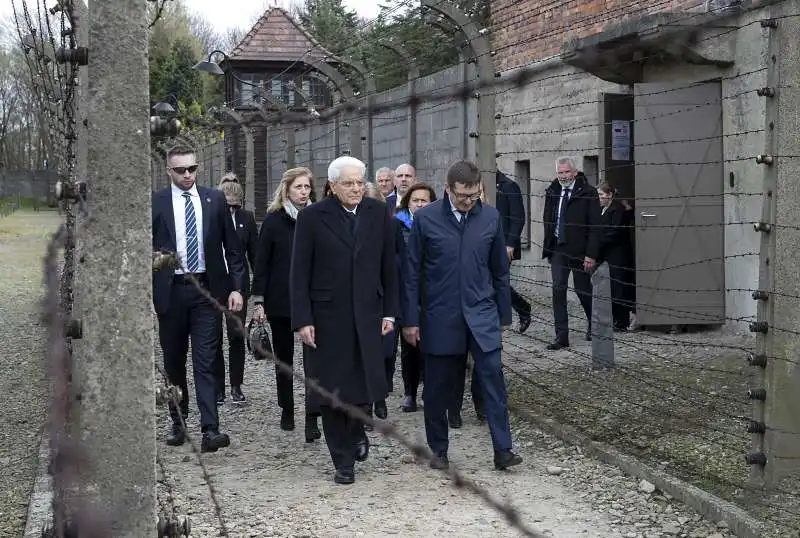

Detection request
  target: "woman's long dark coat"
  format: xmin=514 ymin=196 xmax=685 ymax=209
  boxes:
xmin=290 ymin=195 xmax=398 ymax=409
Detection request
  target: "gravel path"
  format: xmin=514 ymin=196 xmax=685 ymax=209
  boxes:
xmin=156 ymin=334 xmax=734 ymax=537
xmin=0 ymin=211 xmax=54 ymax=537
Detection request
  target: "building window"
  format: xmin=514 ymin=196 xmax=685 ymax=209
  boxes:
xmin=233 ymin=72 xmax=334 ymax=110
xmin=234 ymin=73 xmax=263 ymax=108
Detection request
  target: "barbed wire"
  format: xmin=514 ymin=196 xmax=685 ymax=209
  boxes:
xmin=149 ymin=251 xmax=547 ymax=538
xmin=15 ymin=0 xmax=800 ymax=535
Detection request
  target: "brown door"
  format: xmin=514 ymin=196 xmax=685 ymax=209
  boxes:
xmin=634 ymin=82 xmax=725 ymax=326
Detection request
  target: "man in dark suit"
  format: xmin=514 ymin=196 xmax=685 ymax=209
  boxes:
xmin=291 ymin=155 xmax=398 ymax=485
xmin=496 ymin=171 xmax=532 ymax=333
xmin=541 ymin=156 xmax=601 ymax=350
xmin=403 ymin=160 xmax=522 ymax=472
xmin=152 ymin=145 xmax=246 ymax=453
xmin=213 ymin=176 xmax=258 ymax=405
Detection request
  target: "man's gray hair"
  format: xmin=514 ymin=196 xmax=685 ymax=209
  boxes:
xmin=328 ymin=155 xmax=366 ymax=181
xmin=555 ymin=156 xmax=578 ymax=170
xmin=375 ymin=167 xmax=394 ymax=180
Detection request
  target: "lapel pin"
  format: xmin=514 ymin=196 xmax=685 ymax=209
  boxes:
xmin=206 ymin=197 xmax=211 ymax=203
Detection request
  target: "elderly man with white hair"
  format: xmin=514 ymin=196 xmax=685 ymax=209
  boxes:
xmin=290 ymin=155 xmax=399 ymax=485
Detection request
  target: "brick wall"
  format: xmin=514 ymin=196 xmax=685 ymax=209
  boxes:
xmin=491 ymin=0 xmax=705 ymax=72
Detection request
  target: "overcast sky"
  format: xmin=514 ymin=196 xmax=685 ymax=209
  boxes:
xmin=190 ymin=0 xmax=383 ymax=32
xmin=1 ymin=1 xmax=384 ymax=37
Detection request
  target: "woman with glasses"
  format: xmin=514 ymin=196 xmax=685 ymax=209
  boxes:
xmin=214 ymin=174 xmax=258 ymax=405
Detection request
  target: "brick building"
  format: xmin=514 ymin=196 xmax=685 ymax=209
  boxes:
xmin=488 ymin=0 xmax=766 ymax=329
xmin=491 ymin=0 xmax=703 ymax=71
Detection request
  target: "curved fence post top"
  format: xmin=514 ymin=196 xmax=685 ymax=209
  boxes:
xmin=378 ymin=40 xmax=421 ymax=81
xmin=420 ymin=0 xmax=493 ymax=79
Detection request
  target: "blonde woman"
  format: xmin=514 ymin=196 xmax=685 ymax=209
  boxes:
xmin=213 ymin=175 xmax=258 ymax=405
xmin=250 ymin=168 xmax=319 ymax=439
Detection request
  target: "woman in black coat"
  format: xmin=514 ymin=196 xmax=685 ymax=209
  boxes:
xmin=214 ymin=175 xmax=258 ymax=405
xmin=395 ymin=183 xmax=437 ymax=412
xmin=597 ymin=182 xmax=634 ymax=331
xmin=251 ymin=167 xmax=318 ymax=440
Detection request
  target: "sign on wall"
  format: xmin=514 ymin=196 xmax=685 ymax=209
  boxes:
xmin=611 ymin=120 xmax=631 ymax=161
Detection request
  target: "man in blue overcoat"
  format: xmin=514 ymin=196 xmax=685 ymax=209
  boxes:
xmin=402 ymin=160 xmax=523 ymax=471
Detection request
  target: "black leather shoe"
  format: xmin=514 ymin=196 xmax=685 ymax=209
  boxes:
xmin=430 ymin=452 xmax=449 ymax=470
xmin=334 ymin=468 xmax=355 ymax=485
xmin=401 ymin=395 xmax=417 ymax=412
xmin=231 ymin=386 xmax=246 ymax=404
xmin=280 ymin=408 xmax=295 ymax=431
xmin=374 ymin=400 xmax=388 ymax=420
xmin=165 ymin=423 xmax=185 ymax=446
xmin=216 ymin=393 xmax=225 ymax=405
xmin=518 ymin=314 xmax=531 ymax=333
xmin=201 ymin=430 xmax=231 ymax=453
xmin=494 ymin=450 xmax=523 ymax=470
xmin=305 ymin=415 xmax=321 ymax=443
xmin=546 ymin=341 xmax=569 ymax=350
xmin=355 ymin=433 xmax=370 ymax=462
xmin=448 ymin=412 xmax=463 ymax=429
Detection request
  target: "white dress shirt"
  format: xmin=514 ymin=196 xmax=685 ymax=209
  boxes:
xmin=449 ymin=199 xmax=466 ymax=222
xmin=171 ymin=184 xmax=206 ymax=274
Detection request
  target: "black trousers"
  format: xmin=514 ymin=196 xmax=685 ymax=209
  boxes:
xmin=610 ymin=265 xmax=634 ymax=328
xmin=269 ymin=316 xmax=295 ymax=410
xmin=319 ymin=404 xmax=369 ymax=471
xmin=213 ymin=295 xmax=248 ymax=396
xmin=383 ymin=330 xmax=398 ymax=395
xmin=550 ymin=249 xmax=592 ymax=344
xmin=400 ymin=338 xmax=423 ymax=398
xmin=451 ymin=357 xmax=483 ymax=416
xmin=510 ymin=286 xmax=531 ymax=318
xmin=157 ymin=275 xmax=220 ymax=432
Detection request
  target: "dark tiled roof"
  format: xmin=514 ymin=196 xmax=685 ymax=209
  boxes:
xmin=229 ymin=7 xmax=338 ymax=63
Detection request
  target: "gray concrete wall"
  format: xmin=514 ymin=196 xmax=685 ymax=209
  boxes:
xmin=639 ymin=6 xmax=768 ymax=329
xmin=495 ymin=63 xmax=628 ymax=303
xmin=284 ymin=62 xmax=471 ymax=197
xmin=494 ymin=5 xmax=768 ymax=329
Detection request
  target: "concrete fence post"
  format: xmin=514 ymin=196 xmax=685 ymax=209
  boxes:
xmin=421 ymin=0 xmax=496 ymax=203
xmin=72 ymin=0 xmax=156 ymax=535
xmin=751 ymin=0 xmax=800 ymax=489
xmin=590 ymin=262 xmax=615 ymax=369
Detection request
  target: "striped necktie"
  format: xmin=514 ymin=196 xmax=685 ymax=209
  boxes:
xmin=183 ymin=192 xmax=199 ymax=272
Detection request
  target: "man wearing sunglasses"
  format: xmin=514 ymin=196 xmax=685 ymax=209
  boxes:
xmin=402 ymin=160 xmax=522 ymax=472
xmin=152 ymin=145 xmax=246 ymax=453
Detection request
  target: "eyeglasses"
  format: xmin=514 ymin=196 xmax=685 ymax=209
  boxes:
xmin=451 ymin=191 xmax=481 ymax=202
xmin=170 ymin=165 xmax=198 ymax=175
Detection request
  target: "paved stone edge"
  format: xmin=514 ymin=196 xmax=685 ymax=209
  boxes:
xmin=23 ymin=432 xmax=52 ymax=538
xmin=509 ymin=404 xmax=765 ymax=538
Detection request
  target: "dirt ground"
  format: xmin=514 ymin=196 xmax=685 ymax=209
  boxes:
xmin=0 ymin=211 xmax=55 ymax=537
xmin=503 ymin=279 xmax=796 ymax=537
xmin=156 ymin=337 xmax=734 ymax=538
xmin=0 ymin=210 xmax=761 ymax=537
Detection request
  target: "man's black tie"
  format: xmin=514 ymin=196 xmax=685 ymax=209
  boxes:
xmin=345 ymin=210 xmax=357 ymax=235
xmin=458 ymin=211 xmax=467 ymax=229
